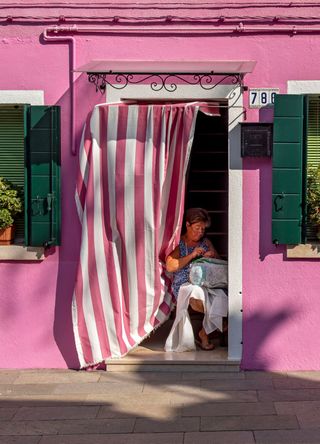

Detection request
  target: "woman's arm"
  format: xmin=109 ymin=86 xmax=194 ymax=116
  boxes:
xmin=203 ymin=238 xmax=220 ymax=258
xmin=166 ymin=245 xmax=205 ymax=273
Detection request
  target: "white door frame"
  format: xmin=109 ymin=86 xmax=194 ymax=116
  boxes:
xmin=107 ymin=83 xmax=243 ymax=361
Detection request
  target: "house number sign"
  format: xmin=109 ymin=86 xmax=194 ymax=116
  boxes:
xmin=249 ymin=88 xmax=280 ymax=108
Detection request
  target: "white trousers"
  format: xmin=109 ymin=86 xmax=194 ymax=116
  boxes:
xmin=164 ymin=283 xmax=228 ymax=352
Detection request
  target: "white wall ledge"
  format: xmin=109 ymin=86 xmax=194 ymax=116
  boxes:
xmin=0 ymin=245 xmax=44 ymax=261
xmin=287 ymin=243 xmax=320 ymax=259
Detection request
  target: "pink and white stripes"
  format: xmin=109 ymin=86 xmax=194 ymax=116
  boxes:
xmin=72 ymin=103 xmax=198 ymax=368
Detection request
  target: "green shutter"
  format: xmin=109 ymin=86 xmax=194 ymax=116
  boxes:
xmin=272 ymin=94 xmax=305 ymax=244
xmin=0 ymin=105 xmax=25 ymax=240
xmin=25 ymin=106 xmax=61 ymax=246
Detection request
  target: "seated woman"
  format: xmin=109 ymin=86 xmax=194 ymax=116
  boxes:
xmin=165 ymin=207 xmax=227 ymax=351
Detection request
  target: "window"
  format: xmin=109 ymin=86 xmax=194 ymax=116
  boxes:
xmin=272 ymin=94 xmax=320 ymax=245
xmin=0 ymin=104 xmax=61 ymax=247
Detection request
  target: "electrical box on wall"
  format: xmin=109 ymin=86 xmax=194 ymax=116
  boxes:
xmin=241 ymin=123 xmax=273 ymax=157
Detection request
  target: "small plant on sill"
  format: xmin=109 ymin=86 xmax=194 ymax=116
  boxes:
xmin=307 ymin=166 xmax=320 ymax=239
xmin=0 ymin=177 xmax=22 ymax=244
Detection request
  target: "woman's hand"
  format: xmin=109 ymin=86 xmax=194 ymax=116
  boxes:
xmin=191 ymin=247 xmax=205 ymax=259
xmin=203 ymin=250 xmax=215 ymax=258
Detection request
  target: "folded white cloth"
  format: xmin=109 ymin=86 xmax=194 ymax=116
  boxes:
xmin=164 ymin=283 xmax=228 ymax=352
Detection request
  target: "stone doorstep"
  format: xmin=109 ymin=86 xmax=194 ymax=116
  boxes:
xmin=106 ymin=360 xmax=240 ymax=373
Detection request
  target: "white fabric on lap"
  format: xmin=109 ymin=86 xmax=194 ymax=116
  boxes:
xmin=165 ymin=283 xmax=228 ymax=352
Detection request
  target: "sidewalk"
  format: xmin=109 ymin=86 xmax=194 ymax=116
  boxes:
xmin=1 ymin=369 xmax=320 ymax=443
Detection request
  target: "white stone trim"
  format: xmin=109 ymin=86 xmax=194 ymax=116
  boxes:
xmin=0 ymin=245 xmax=44 ymax=261
xmin=0 ymin=90 xmax=44 ymax=105
xmin=287 ymin=81 xmax=320 ymax=94
xmin=107 ymin=82 xmax=243 ymax=361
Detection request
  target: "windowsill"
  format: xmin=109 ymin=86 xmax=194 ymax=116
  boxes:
xmin=0 ymin=244 xmax=45 ymax=261
xmin=287 ymin=242 xmax=320 ymax=259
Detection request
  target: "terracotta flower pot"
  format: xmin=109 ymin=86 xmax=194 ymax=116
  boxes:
xmin=0 ymin=226 xmax=15 ymax=245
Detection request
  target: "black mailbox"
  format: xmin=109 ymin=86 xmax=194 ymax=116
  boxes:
xmin=241 ymin=123 xmax=273 ymax=157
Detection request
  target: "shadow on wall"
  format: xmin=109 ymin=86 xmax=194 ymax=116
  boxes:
xmin=53 ymin=72 xmax=105 ymax=369
xmin=241 ymin=307 xmax=297 ymax=371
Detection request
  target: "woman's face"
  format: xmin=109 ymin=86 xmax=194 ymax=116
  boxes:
xmin=186 ymin=221 xmax=207 ymax=242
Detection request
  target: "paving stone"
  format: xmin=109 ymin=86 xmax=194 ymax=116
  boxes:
xmin=14 ymin=373 xmax=100 ymax=385
xmin=142 ymin=385 xmax=258 ymax=403
xmin=57 ymin=418 xmax=135 ymax=434
xmin=254 ymin=429 xmax=320 ymax=443
xmin=182 ymin=401 xmax=276 ymax=417
xmin=0 ymin=418 xmax=134 ymax=435
xmin=143 ymin=380 xmax=201 ymax=391
xmin=275 ymin=400 xmax=320 ymax=415
xmin=98 ymin=403 xmax=180 ymax=419
xmin=182 ymin=372 xmax=245 ymax=381
xmin=0 ymin=384 xmax=57 ymax=396
xmin=53 ymin=382 xmax=143 ymax=395
xmin=176 ymin=389 xmax=258 ymax=404
xmin=201 ymin=414 xmax=299 ymax=431
xmin=99 ymin=372 xmax=183 ymax=383
xmin=201 ymin=379 xmax=273 ymax=390
xmin=39 ymin=433 xmax=184 ymax=444
xmin=258 ymin=389 xmax=320 ymax=402
xmin=244 ymin=372 xmax=288 ymax=380
xmin=0 ymin=408 xmax=18 ymax=421
xmin=296 ymin=411 xmax=320 ymax=429
xmin=273 ymin=377 xmax=320 ymax=389
xmin=0 ymin=437 xmax=41 ymax=444
xmin=0 ymin=420 xmax=59 ymax=435
xmin=275 ymin=401 xmax=320 ymax=429
xmin=13 ymin=406 xmax=100 ymax=421
xmin=0 ymin=395 xmax=88 ymax=406
xmin=86 ymin=393 xmax=173 ymax=405
xmin=184 ymin=431 xmax=255 ymax=444
xmin=134 ymin=417 xmax=199 ymax=433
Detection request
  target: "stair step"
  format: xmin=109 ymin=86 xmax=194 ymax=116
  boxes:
xmin=106 ymin=361 xmax=240 ymax=373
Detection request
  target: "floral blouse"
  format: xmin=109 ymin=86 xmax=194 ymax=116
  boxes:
xmin=171 ymin=238 xmax=209 ymax=298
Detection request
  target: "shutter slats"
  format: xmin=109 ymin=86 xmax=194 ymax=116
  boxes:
xmin=306 ymin=96 xmax=320 ymax=240
xmin=0 ymin=105 xmax=25 ymax=239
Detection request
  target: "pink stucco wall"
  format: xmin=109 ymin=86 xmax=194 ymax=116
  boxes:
xmin=1 ymin=1 xmax=320 ymax=370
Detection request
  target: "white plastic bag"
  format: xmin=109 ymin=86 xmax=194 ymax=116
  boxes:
xmin=189 ymin=258 xmax=228 ymax=288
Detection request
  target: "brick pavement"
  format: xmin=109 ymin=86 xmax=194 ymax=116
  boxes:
xmin=0 ymin=369 xmax=320 ymax=443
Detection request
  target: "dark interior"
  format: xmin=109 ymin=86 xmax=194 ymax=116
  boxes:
xmin=185 ymin=104 xmax=229 ymax=260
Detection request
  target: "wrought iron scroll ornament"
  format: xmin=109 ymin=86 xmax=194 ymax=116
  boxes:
xmin=87 ymin=71 xmax=244 ymax=95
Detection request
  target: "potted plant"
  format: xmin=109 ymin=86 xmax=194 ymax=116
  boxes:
xmin=0 ymin=177 xmax=22 ymax=245
xmin=306 ymin=166 xmax=320 ymax=240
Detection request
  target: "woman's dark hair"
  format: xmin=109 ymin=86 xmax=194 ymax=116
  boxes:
xmin=185 ymin=208 xmax=211 ymax=227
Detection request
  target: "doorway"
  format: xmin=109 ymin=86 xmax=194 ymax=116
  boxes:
xmin=137 ymin=105 xmax=229 ymax=355
xmin=106 ymin=83 xmax=244 ymax=363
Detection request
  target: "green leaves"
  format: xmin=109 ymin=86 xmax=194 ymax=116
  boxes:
xmin=0 ymin=177 xmax=22 ymax=229
xmin=307 ymin=166 xmax=320 ymax=227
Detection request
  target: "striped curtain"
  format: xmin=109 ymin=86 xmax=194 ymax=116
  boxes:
xmin=72 ymin=103 xmax=199 ymax=368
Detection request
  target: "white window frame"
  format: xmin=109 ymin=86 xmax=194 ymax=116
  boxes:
xmin=285 ymin=81 xmax=320 ymax=259
xmin=0 ymin=90 xmax=45 ymax=260
xmin=107 ymin=82 xmax=244 ymax=361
